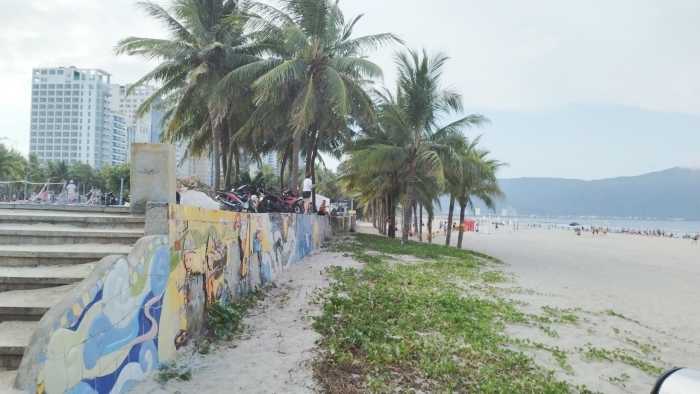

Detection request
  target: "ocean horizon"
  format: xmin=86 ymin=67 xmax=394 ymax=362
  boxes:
xmin=430 ymin=216 xmax=700 ymax=235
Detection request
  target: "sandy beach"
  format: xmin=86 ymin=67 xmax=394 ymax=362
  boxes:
xmin=358 ymin=222 xmax=700 ymax=393
xmin=124 ymin=224 xmax=699 ymax=394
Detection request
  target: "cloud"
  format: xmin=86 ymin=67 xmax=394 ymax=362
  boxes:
xmin=680 ymin=155 xmax=700 ymax=170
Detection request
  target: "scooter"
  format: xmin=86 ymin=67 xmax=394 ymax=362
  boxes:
xmin=281 ymin=189 xmax=305 ymax=213
xmin=257 ymin=189 xmax=292 ymax=213
xmin=215 ymin=185 xmax=259 ymax=213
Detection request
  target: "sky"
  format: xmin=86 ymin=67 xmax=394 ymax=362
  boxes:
xmin=1 ymin=0 xmax=699 ymax=180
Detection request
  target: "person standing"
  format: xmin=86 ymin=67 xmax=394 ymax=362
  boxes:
xmin=66 ymin=180 xmax=77 ymax=204
xmin=301 ymin=172 xmax=314 ymax=214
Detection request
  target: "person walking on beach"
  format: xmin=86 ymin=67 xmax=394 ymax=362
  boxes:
xmin=300 ymin=172 xmax=314 ymax=214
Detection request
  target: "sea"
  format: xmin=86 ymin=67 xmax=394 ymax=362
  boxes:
xmin=433 ymin=216 xmax=700 ymax=237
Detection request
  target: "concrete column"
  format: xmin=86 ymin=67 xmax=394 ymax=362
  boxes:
xmin=130 ymin=143 xmax=176 ymax=215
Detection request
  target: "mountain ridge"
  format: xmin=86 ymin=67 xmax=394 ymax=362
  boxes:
xmin=439 ymin=167 xmax=700 ymax=221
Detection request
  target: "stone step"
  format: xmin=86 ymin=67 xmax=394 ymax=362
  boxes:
xmin=0 ymin=244 xmax=132 ymax=267
xmin=0 ymin=368 xmax=20 ymax=392
xmin=0 ymin=204 xmax=131 ymax=214
xmin=0 ymin=321 xmax=35 ymax=369
xmin=0 ymin=225 xmax=143 ymax=245
xmin=0 ymin=285 xmax=75 ymax=322
xmin=0 ymin=265 xmax=92 ymax=292
xmin=0 ymin=210 xmax=144 ymax=229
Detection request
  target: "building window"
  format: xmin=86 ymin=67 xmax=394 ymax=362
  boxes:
xmin=48 ymin=84 xmax=55 ymax=89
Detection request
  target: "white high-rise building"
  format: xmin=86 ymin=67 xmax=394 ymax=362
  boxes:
xmin=109 ymin=84 xmax=160 ymax=161
xmin=29 ymin=67 xmax=125 ymax=167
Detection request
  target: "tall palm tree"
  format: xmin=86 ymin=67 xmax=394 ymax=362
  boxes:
xmin=218 ymin=0 xmax=400 ymax=191
xmin=379 ymin=50 xmax=490 ymax=243
xmin=115 ymin=0 xmax=258 ymax=189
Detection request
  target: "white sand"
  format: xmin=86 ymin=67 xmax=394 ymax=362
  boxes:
xmin=128 ymin=249 xmax=362 ymax=394
xmin=357 ymin=222 xmax=700 ymax=393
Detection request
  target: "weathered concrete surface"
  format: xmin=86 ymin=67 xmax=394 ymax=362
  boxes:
xmin=0 ymin=321 xmax=36 ymax=368
xmin=0 ymin=265 xmax=92 ymax=292
xmin=144 ymin=201 xmax=169 ymax=236
xmin=0 ymin=209 xmax=144 ymax=229
xmin=0 ymin=244 xmax=133 ymax=267
xmin=0 ymin=224 xmax=143 ymax=245
xmin=0 ymin=204 xmax=130 ymax=214
xmin=130 ymin=143 xmax=176 ymax=215
xmin=330 ymin=215 xmax=356 ymax=234
xmin=0 ymin=368 xmax=20 ymax=393
xmin=0 ymin=285 xmax=75 ymax=322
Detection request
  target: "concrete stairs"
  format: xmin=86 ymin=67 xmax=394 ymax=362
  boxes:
xmin=0 ymin=207 xmax=144 ymax=383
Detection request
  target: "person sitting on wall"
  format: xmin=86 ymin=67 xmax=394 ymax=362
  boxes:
xmin=318 ymin=200 xmax=331 ymax=218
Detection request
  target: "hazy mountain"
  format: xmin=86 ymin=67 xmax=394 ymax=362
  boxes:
xmin=438 ymin=167 xmax=700 ymax=221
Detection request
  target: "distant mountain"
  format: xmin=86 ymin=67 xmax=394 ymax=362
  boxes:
xmin=438 ymin=167 xmax=700 ymax=221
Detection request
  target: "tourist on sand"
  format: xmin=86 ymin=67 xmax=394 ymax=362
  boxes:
xmin=300 ymin=172 xmax=314 ymax=214
xmin=66 ymin=180 xmax=77 ymax=204
xmin=692 ymin=234 xmax=699 ymax=244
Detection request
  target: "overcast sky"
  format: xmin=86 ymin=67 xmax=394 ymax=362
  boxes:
xmin=1 ymin=0 xmax=698 ymax=180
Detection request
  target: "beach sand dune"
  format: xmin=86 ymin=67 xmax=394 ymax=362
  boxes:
xmin=358 ymin=223 xmax=699 ymax=393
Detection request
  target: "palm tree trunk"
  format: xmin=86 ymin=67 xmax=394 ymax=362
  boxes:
xmin=372 ymin=199 xmax=377 ymax=229
xmin=208 ymin=107 xmax=221 ymax=190
xmin=445 ymin=195 xmax=455 ymax=246
xmin=418 ymin=204 xmax=423 ymax=241
xmin=427 ymin=213 xmax=433 ymax=244
xmin=290 ymin=130 xmax=302 ymax=190
xmin=279 ymin=149 xmax=288 ymax=191
xmin=309 ymin=133 xmax=319 ymax=212
xmin=457 ymin=200 xmax=466 ymax=248
xmin=413 ymin=201 xmax=418 ymax=234
xmin=401 ymin=171 xmax=416 ymax=244
xmin=225 ymin=129 xmax=235 ymax=188
xmin=233 ymin=148 xmax=240 ymax=182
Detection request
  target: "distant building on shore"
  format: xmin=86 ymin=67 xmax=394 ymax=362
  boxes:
xmin=29 ymin=66 xmax=126 ymax=167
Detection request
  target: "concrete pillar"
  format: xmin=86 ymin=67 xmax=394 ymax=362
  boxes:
xmin=130 ymin=143 xmax=176 ymax=215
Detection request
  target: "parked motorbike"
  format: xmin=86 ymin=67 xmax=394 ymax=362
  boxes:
xmin=215 ymin=185 xmax=259 ymax=213
xmin=281 ymin=189 xmax=305 ymax=213
xmin=101 ymin=192 xmax=118 ymax=206
xmin=257 ymin=189 xmax=292 ymax=213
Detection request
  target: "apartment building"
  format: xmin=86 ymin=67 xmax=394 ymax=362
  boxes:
xmin=29 ymin=67 xmax=126 ymax=167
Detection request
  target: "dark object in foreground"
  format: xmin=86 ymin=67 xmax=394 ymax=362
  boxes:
xmin=651 ymin=367 xmax=700 ymax=393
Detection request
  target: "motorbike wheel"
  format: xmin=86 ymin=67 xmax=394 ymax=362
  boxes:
xmin=293 ymin=203 xmax=302 ymax=214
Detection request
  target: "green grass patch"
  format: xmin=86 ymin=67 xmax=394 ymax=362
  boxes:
xmin=313 ymin=233 xmax=581 ymax=393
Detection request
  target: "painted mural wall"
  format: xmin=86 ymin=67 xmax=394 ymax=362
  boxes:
xmin=27 ymin=206 xmax=332 ymax=394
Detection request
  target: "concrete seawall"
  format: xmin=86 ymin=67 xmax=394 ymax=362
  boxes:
xmin=15 ymin=205 xmax=337 ymax=393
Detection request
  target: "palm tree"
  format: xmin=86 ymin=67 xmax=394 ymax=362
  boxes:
xmin=218 ymin=0 xmax=400 ymax=191
xmin=115 ymin=0 xmax=258 ymax=189
xmin=448 ymin=140 xmax=507 ymax=248
xmin=46 ymin=161 xmax=70 ymax=184
xmin=26 ymin=154 xmax=45 ymax=183
xmin=0 ymin=144 xmax=27 ymax=182
xmin=69 ymin=162 xmax=100 ymax=192
xmin=378 ymin=50 xmax=490 ymax=244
